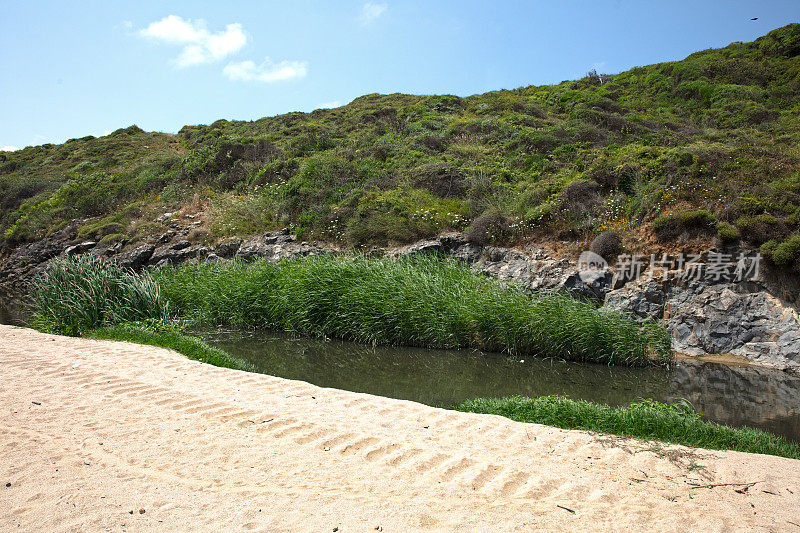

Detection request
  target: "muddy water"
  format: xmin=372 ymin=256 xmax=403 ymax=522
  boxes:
xmin=205 ymin=331 xmax=800 ymax=442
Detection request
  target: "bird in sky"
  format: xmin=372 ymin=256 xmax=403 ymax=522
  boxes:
xmin=751 ymin=17 xmax=759 ymax=20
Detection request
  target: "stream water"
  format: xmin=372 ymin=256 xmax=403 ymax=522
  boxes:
xmin=204 ymin=330 xmax=800 ymax=443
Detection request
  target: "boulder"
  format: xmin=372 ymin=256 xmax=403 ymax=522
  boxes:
xmin=116 ymin=244 xmax=155 ymax=270
xmin=64 ymin=241 xmax=97 ymax=256
xmin=214 ymin=239 xmax=241 ymax=258
xmin=149 ymin=243 xmax=206 ymax=267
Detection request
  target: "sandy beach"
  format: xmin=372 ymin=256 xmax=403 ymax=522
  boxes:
xmin=1 ymin=324 xmax=799 ymax=531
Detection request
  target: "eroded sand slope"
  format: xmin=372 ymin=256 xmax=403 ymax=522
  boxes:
xmin=1 ymin=325 xmax=798 ymax=531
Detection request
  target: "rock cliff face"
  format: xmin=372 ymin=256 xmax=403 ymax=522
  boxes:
xmin=606 ymin=279 xmax=800 ymax=369
xmin=2 ymin=227 xmax=799 ymax=369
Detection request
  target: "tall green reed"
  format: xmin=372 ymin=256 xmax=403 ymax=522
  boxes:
xmin=155 ymin=255 xmax=672 ymax=365
xmin=31 ymin=255 xmax=170 ymax=336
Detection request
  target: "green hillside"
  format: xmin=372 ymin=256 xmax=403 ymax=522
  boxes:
xmin=2 ymin=24 xmax=800 ymax=267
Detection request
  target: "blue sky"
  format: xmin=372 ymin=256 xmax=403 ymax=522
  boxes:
xmin=0 ymin=1 xmax=797 ymax=150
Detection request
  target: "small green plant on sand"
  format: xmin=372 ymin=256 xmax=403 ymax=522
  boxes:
xmin=454 ymin=395 xmax=800 ymax=459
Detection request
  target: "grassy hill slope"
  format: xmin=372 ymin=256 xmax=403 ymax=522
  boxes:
xmin=2 ymin=24 xmax=800 ymax=268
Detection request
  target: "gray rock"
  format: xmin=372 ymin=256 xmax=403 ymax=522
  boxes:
xmin=400 ymin=238 xmax=445 ymax=256
xmin=450 ymin=243 xmax=483 ymax=263
xmin=64 ymin=241 xmax=97 ymax=256
xmin=116 ymin=244 xmax=155 ymax=269
xmin=214 ymin=239 xmax=241 ymax=258
xmin=149 ymin=243 xmax=205 ymax=267
xmin=474 ymin=245 xmax=612 ymax=300
xmin=155 ymin=211 xmax=177 ymax=223
xmin=104 ymin=239 xmax=128 ymax=256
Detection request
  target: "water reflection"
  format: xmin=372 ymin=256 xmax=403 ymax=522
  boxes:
xmin=665 ymin=361 xmax=800 ymax=443
xmin=208 ymin=331 xmax=800 ymax=442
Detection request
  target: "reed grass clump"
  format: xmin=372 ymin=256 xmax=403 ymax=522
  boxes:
xmin=155 ymin=255 xmax=671 ymax=365
xmin=30 ymin=255 xmax=169 ymax=336
xmin=454 ymin=396 xmax=800 ymax=459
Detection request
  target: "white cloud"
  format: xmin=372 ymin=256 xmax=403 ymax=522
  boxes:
xmin=358 ymin=2 xmax=387 ymax=25
xmin=223 ymin=58 xmax=308 ymax=83
xmin=317 ymin=101 xmax=341 ymax=109
xmin=139 ymin=15 xmax=247 ymax=67
xmin=1 ymin=145 xmax=18 ymax=152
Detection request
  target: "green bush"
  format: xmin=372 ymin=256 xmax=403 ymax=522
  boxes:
xmin=760 ymin=239 xmax=780 ymax=259
xmin=155 ymin=255 xmax=672 ymax=366
xmin=653 ymin=210 xmax=717 ymax=240
xmin=716 ymin=221 xmax=740 ymax=244
xmin=31 ymin=255 xmax=170 ymax=336
xmin=771 ymin=234 xmax=800 ymax=268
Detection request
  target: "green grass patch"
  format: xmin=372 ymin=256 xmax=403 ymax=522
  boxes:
xmin=716 ymin=221 xmax=740 ymax=244
xmin=155 ymin=254 xmax=672 ymax=366
xmin=454 ymin=395 xmax=800 ymax=459
xmin=85 ymin=320 xmax=254 ymax=372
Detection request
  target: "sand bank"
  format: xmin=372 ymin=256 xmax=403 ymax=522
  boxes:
xmin=1 ymin=325 xmax=798 ymax=531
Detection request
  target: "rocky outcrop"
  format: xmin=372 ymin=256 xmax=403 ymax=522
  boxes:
xmin=476 ymin=246 xmax=613 ymax=300
xmin=236 ymin=229 xmax=333 ymax=262
xmin=0 ymin=221 xmax=80 ymax=322
xmin=605 ymin=277 xmax=800 ymax=370
xmin=116 ymin=244 xmax=155 ymax=269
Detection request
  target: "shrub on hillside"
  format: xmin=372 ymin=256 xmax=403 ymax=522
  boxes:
xmin=412 ymin=162 xmax=466 ymax=198
xmin=716 ymin=221 xmax=741 ymax=244
xmin=561 ymin=180 xmax=603 ymax=219
xmin=564 ymin=180 xmax=602 ymax=205
xmin=588 ymin=162 xmax=638 ymax=194
xmin=771 ymin=235 xmax=800 ymax=269
xmin=760 ymin=239 xmax=780 ymax=260
xmin=590 ymin=230 xmax=623 ymax=261
xmin=465 ymin=212 xmax=512 ymax=245
xmin=653 ymin=210 xmax=717 ymax=241
xmin=735 ymin=214 xmax=785 ymax=245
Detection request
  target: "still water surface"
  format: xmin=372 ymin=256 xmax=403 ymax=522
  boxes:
xmin=204 ymin=331 xmax=800 ymax=441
